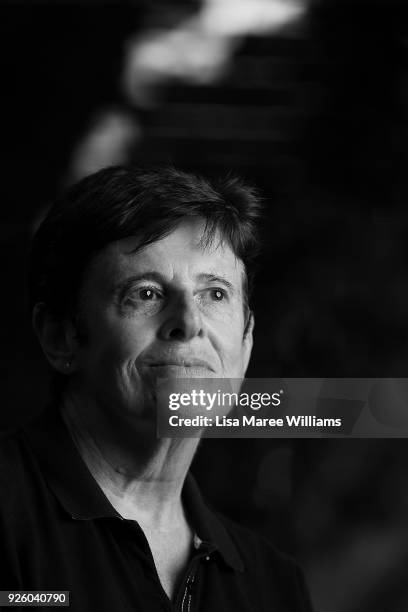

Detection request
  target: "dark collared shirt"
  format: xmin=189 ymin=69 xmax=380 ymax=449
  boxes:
xmin=0 ymin=407 xmax=312 ymax=611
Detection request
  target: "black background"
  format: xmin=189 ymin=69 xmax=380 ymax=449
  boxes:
xmin=1 ymin=2 xmax=408 ymax=609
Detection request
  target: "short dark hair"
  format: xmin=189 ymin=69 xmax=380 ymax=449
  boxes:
xmin=29 ymin=165 xmax=262 ymax=320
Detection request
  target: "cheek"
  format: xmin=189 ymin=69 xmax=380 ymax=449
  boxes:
xmin=78 ymin=316 xmax=153 ymax=380
xmin=210 ymin=311 xmax=245 ymax=366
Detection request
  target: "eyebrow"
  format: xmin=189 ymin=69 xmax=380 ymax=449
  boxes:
xmin=112 ymin=271 xmax=236 ymax=297
xmin=196 ymin=274 xmax=235 ymax=293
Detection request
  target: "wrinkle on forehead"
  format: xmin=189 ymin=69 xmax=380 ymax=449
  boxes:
xmin=122 ymin=220 xmax=233 ymax=260
xmin=111 ymin=221 xmax=243 ymax=283
xmin=78 ymin=220 xmax=249 ymax=323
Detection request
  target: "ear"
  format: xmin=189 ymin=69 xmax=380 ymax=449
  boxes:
xmin=32 ymin=303 xmax=79 ymax=375
xmin=241 ymin=310 xmax=254 ymax=376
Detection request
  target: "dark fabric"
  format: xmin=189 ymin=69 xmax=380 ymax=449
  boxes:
xmin=0 ymin=407 xmax=313 ymax=611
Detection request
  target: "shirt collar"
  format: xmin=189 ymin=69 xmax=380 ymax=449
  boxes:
xmin=24 ymin=405 xmax=119 ymax=521
xmin=24 ymin=406 xmax=244 ymax=572
xmin=182 ymin=473 xmax=244 ymax=571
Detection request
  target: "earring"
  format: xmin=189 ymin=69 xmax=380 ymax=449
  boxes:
xmin=65 ymin=360 xmax=72 ymax=370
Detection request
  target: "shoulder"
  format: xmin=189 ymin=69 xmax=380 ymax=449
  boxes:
xmin=0 ymin=427 xmax=25 ymax=493
xmin=213 ymin=510 xmax=313 ymax=611
xmin=0 ymin=423 xmax=49 ymax=588
xmin=0 ymin=425 xmax=42 ymax=517
xmin=216 ymin=509 xmax=294 ymax=569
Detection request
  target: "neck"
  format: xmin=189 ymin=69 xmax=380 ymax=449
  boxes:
xmin=60 ymin=389 xmax=200 ymax=527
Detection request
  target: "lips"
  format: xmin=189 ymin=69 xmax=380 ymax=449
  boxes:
xmin=151 ymin=360 xmax=213 ymax=370
xmin=143 ymin=357 xmax=214 ymax=372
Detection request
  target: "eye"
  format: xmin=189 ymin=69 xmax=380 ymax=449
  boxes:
xmin=138 ymin=288 xmax=159 ymax=301
xmin=199 ymin=288 xmax=228 ymax=305
xmin=122 ymin=285 xmax=164 ymax=314
xmin=125 ymin=286 xmax=162 ymax=302
xmin=211 ymin=288 xmax=225 ymax=301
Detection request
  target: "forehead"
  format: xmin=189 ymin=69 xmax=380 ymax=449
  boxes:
xmin=84 ymin=219 xmax=245 ymax=292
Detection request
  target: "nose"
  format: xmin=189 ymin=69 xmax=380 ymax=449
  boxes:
xmin=159 ymin=295 xmax=203 ymax=341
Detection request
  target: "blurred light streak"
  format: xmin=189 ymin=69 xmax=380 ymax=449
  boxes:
xmin=68 ymin=110 xmax=141 ymax=182
xmin=70 ymin=0 xmax=308 ymax=178
xmin=201 ymin=0 xmax=306 ymax=36
xmin=122 ymin=0 xmax=307 ymax=106
xmin=122 ymin=23 xmax=237 ymax=106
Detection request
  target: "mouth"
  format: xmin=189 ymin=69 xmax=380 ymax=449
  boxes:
xmin=150 ymin=361 xmax=213 ymax=371
xmin=144 ymin=359 xmax=215 ymax=373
